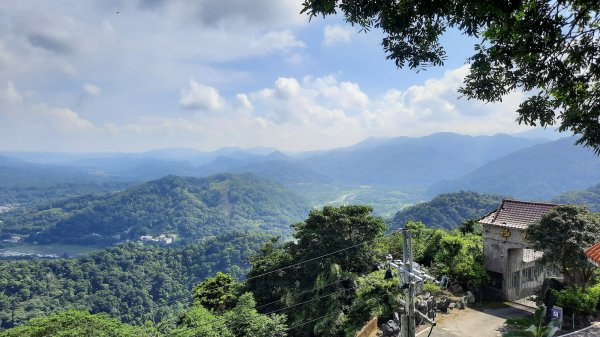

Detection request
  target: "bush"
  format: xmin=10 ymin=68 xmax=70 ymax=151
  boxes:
xmin=423 ymin=282 xmax=441 ymax=294
xmin=588 ymin=283 xmax=600 ymax=311
xmin=552 ymin=287 xmax=599 ymax=315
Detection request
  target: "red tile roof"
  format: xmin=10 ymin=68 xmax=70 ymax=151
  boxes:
xmin=478 ymin=199 xmax=558 ymax=229
xmin=585 ymin=242 xmax=600 ymax=267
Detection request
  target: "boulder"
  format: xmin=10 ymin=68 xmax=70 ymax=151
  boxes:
xmin=381 ymin=320 xmax=400 ymax=337
xmin=436 ymin=297 xmax=451 ymax=312
xmin=466 ymin=291 xmax=476 ymax=304
xmin=416 ymin=300 xmax=428 ymax=313
xmin=450 ymin=284 xmax=464 ymax=295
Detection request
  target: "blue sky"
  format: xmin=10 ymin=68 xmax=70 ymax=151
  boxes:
xmin=0 ymin=0 xmax=544 ymax=152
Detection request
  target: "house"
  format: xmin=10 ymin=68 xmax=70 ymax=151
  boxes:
xmin=585 ymin=242 xmax=600 ymax=268
xmin=478 ymin=199 xmax=558 ymax=301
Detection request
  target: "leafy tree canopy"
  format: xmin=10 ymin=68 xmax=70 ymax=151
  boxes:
xmin=302 ymin=0 xmax=600 ymax=153
xmin=246 ymin=205 xmax=388 ymax=337
xmin=0 ymin=310 xmax=142 ymax=337
xmin=526 ymin=205 xmax=600 ymax=287
xmin=192 ymin=272 xmax=241 ymax=314
xmin=389 ymin=191 xmax=503 ymax=230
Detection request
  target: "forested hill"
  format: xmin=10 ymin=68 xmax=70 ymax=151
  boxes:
xmin=0 ymin=232 xmax=270 ymax=329
xmin=427 ymin=137 xmax=600 ymax=199
xmin=0 ymin=173 xmax=310 ymax=245
xmin=0 ymin=156 xmax=130 ymax=204
xmin=553 ymin=182 xmax=600 ymax=212
xmin=388 ymin=191 xmax=504 ymax=230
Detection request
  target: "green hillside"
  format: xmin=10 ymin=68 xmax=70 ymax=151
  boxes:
xmin=428 ymin=137 xmax=600 ymax=199
xmin=388 ymin=191 xmax=504 ymax=230
xmin=0 ymin=156 xmax=130 ymax=205
xmin=553 ymin=182 xmax=600 ymax=212
xmin=0 ymin=232 xmax=269 ymax=329
xmin=0 ymin=174 xmax=309 ymax=245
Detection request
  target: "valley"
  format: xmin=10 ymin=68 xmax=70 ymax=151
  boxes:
xmin=2 ymin=132 xmax=600 ymax=336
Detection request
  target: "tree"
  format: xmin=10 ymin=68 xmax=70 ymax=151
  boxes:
xmin=192 ymin=272 xmax=240 ymax=314
xmin=432 ymin=232 xmax=489 ymax=287
xmin=302 ymin=0 xmax=600 ymax=153
xmin=246 ymin=205 xmax=388 ymax=337
xmin=526 ymin=205 xmax=600 ymax=287
xmin=0 ymin=310 xmax=143 ymax=337
xmin=172 ymin=304 xmax=232 ymax=337
xmin=223 ymin=293 xmax=287 ymax=337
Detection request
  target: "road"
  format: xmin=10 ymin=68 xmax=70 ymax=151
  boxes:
xmin=416 ymin=304 xmax=533 ymax=337
xmin=560 ymin=322 xmax=600 ymax=337
xmin=319 ymin=193 xmax=358 ymax=207
xmin=411 ymin=304 xmax=600 ymax=337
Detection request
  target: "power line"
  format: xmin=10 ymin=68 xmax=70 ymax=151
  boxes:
xmin=154 ymin=234 xmax=393 ymax=335
xmin=199 ymin=236 xmax=382 ymax=296
xmin=176 ymin=284 xmax=359 ymax=334
xmin=287 ymin=290 xmax=395 ymax=331
xmin=244 ymin=239 xmax=373 ymax=282
xmin=255 ymin=277 xmax=350 ymax=310
xmin=262 ymin=285 xmax=358 ymax=316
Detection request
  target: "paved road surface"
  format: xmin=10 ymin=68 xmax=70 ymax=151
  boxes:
xmin=416 ymin=304 xmax=533 ymax=337
xmin=560 ymin=322 xmax=600 ymax=337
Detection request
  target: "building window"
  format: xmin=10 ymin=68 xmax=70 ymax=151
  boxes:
xmin=521 ymin=266 xmax=535 ymax=282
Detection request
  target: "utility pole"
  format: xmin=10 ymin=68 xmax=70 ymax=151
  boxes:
xmin=387 ymin=229 xmax=436 ymax=337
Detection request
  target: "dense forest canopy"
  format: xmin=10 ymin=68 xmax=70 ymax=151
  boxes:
xmin=389 ymin=191 xmax=503 ymax=230
xmin=554 ymin=182 xmax=600 ymax=212
xmin=0 ymin=232 xmax=270 ymax=329
xmin=0 ymin=173 xmax=309 ymax=245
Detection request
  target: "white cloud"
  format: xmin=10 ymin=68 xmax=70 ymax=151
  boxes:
xmin=256 ymin=29 xmax=306 ymax=52
xmin=0 ymin=85 xmax=99 ymax=150
xmin=179 ymin=79 xmax=226 ymax=112
xmin=36 ymin=104 xmax=95 ymax=132
xmin=83 ymin=83 xmax=101 ymax=96
xmin=322 ymin=25 xmax=353 ymax=47
xmin=0 ymin=82 xmax=23 ymax=104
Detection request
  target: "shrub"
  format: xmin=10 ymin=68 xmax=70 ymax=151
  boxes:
xmin=552 ymin=287 xmax=598 ymax=315
xmin=423 ymin=282 xmax=441 ymax=294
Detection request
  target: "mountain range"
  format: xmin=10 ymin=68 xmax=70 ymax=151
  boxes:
xmin=2 ymin=132 xmax=600 ymax=214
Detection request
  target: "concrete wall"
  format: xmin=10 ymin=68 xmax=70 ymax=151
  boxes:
xmin=483 ymin=224 xmax=532 ymax=300
xmin=483 ymin=224 xmax=527 ymax=274
xmin=356 ymin=317 xmax=378 ymax=337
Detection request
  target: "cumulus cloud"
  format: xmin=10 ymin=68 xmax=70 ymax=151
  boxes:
xmin=179 ymin=79 xmax=226 ymax=112
xmin=83 ymin=83 xmax=101 ymax=96
xmin=0 ymin=2 xmax=534 ymax=152
xmin=0 ymin=83 xmax=100 ymax=150
xmin=322 ymin=25 xmax=353 ymax=47
xmin=256 ymin=29 xmax=306 ymax=52
xmin=103 ymin=66 xmax=519 ymax=152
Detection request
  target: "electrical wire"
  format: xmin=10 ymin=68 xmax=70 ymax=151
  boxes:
xmin=262 ymin=285 xmax=358 ymax=316
xmin=150 ymin=233 xmax=395 ymax=334
xmin=244 ymin=240 xmax=372 ymax=282
xmin=176 ymin=284 xmax=360 ymax=335
xmin=286 ymin=290 xmax=395 ymax=331
xmin=427 ymin=323 xmax=435 ymax=337
xmin=255 ymin=277 xmax=350 ymax=310
xmin=197 ymin=236 xmax=381 ymax=296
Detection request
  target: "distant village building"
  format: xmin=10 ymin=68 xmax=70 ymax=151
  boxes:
xmin=139 ymin=234 xmax=177 ymax=245
xmin=478 ymin=199 xmax=558 ymax=301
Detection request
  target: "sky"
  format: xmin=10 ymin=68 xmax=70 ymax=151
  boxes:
xmin=0 ymin=0 xmax=547 ymax=153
